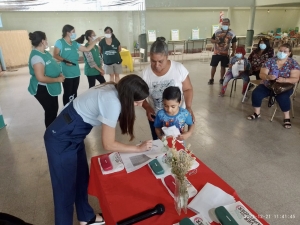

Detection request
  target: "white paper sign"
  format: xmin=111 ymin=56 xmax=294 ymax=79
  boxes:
xmin=148 ymin=30 xmax=156 ymax=42
xmin=192 ymin=29 xmax=200 ymax=40
xmin=171 ymin=29 xmax=180 ymax=41
xmin=212 ymin=25 xmax=219 ymax=35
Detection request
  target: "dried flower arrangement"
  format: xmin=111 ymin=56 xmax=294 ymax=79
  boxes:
xmin=161 ymin=136 xmax=195 ymax=215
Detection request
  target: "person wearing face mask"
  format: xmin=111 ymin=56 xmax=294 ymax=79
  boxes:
xmin=98 ymin=26 xmax=122 ymax=83
xmin=76 ymin=30 xmax=106 ymax=88
xmin=247 ymin=43 xmax=300 ymax=129
xmin=142 ymin=37 xmax=194 ymax=140
xmin=248 ymin=38 xmax=274 ymax=80
xmin=208 ymin=18 xmax=237 ymax=85
xmin=28 ymin=31 xmax=65 ymax=127
xmin=53 ymin=24 xmax=101 ymax=105
xmin=219 ymin=46 xmax=251 ymax=97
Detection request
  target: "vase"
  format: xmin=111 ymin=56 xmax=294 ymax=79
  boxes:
xmin=174 ymin=175 xmax=189 ymax=215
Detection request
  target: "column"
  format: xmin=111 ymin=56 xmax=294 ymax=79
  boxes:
xmin=127 ymin=11 xmax=134 ymax=52
xmin=246 ymin=6 xmax=256 ymax=53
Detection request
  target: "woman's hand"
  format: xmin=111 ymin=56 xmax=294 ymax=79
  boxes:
xmin=146 ymin=107 xmax=155 ymax=121
xmin=137 ymin=140 xmax=153 ymax=152
xmin=99 ymin=68 xmax=105 ymax=75
xmin=57 ymin=74 xmax=65 ymax=83
xmin=267 ymin=75 xmax=277 ymax=80
xmin=186 ymin=107 xmax=195 ymax=123
xmin=276 ymin=77 xmax=287 ymax=83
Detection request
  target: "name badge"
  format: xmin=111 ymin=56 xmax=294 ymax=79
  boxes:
xmin=45 ymin=60 xmax=51 ymax=65
xmin=65 ymin=48 xmax=71 ymax=51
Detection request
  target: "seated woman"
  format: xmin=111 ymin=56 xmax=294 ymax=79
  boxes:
xmin=248 ymin=38 xmax=274 ymax=80
xmin=219 ymin=46 xmax=250 ymax=97
xmin=247 ymin=43 xmax=300 ymax=129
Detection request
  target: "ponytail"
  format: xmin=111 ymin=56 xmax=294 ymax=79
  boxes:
xmin=75 ymin=34 xmax=85 ymax=44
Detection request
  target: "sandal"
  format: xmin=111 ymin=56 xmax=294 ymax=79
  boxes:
xmin=247 ymin=113 xmax=260 ymax=120
xmin=87 ymin=213 xmax=105 ymax=225
xmin=208 ymin=79 xmax=214 ymax=85
xmin=283 ymin=119 xmax=292 ymax=129
xmin=219 ymin=78 xmax=224 ymax=84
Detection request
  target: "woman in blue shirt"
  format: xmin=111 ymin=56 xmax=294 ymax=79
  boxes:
xmin=44 ymin=75 xmax=152 ymax=225
xmin=53 ymin=24 xmax=101 ymax=105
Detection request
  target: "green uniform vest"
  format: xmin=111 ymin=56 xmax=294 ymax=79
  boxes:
xmin=83 ymin=43 xmax=102 ymax=76
xmin=99 ymin=38 xmax=122 ymax=65
xmin=59 ymin=38 xmax=80 ymax=78
xmin=28 ymin=50 xmax=62 ymax=96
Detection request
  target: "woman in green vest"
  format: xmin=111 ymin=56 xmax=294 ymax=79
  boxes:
xmin=28 ymin=31 xmax=65 ymax=128
xmin=99 ymin=26 xmax=123 ymax=83
xmin=53 ymin=24 xmax=101 ymax=105
xmin=76 ymin=30 xmax=106 ymax=88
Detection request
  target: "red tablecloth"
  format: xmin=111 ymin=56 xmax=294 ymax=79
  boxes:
xmin=88 ymin=140 xmax=269 ymax=225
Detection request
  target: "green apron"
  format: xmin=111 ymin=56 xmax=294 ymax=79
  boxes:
xmin=99 ymin=38 xmax=122 ymax=65
xmin=84 ymin=43 xmax=102 ymax=76
xmin=58 ymin=38 xmax=80 ymax=78
xmin=28 ymin=50 xmax=62 ymax=96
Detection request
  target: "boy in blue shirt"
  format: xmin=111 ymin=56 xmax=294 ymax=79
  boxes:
xmin=154 ymin=86 xmax=195 ymax=141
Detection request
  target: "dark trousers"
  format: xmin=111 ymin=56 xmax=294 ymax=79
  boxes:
xmin=148 ymin=116 xmax=158 ymax=140
xmin=62 ymin=77 xmax=80 ymax=105
xmin=44 ymin=103 xmax=94 ymax=225
xmin=34 ymin=85 xmax=58 ymax=128
xmin=86 ymin=74 xmax=106 ymax=88
xmin=252 ymin=70 xmax=261 ymax=80
xmin=252 ymin=84 xmax=293 ymax=112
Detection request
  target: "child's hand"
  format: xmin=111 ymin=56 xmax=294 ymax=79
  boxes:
xmin=177 ymin=132 xmax=191 ymax=141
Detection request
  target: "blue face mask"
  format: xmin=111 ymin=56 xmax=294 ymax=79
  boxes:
xmin=70 ymin=33 xmax=76 ymax=40
xmin=235 ymin=53 xmax=242 ymax=58
xmin=222 ymin=25 xmax=229 ymax=31
xmin=259 ymin=44 xmax=266 ymax=50
xmin=277 ymin=52 xmax=287 ymax=59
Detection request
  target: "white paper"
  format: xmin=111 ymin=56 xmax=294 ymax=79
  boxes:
xmin=223 ymin=201 xmax=263 ymax=225
xmin=171 ymin=29 xmax=180 ymax=41
xmin=162 ymin=125 xmax=181 ymax=137
xmin=161 ymin=175 xmax=198 ymax=199
xmin=148 ymin=30 xmax=157 ymax=42
xmin=98 ymin=152 xmax=124 ymax=175
xmin=188 ymin=182 xmax=236 ymax=222
xmin=192 ymin=29 xmax=200 ymax=40
xmin=149 ymin=152 xmax=199 ymax=179
xmin=232 ymin=59 xmax=244 ymax=78
xmin=173 ymin=213 xmax=210 ymax=225
xmin=119 ymin=139 xmax=164 ymax=173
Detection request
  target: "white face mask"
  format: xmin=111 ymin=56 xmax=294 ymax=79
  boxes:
xmin=277 ymin=51 xmax=288 ymax=59
xmin=92 ymin=36 xmax=97 ymax=41
xmin=43 ymin=41 xmax=48 ymax=49
xmin=105 ymin=33 xmax=112 ymax=38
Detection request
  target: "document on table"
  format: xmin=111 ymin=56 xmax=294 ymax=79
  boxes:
xmin=223 ymin=201 xmax=263 ymax=225
xmin=188 ymin=182 xmax=236 ymax=222
xmin=119 ymin=139 xmax=164 ymax=173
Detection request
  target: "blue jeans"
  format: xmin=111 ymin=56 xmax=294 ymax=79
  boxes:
xmin=44 ymin=103 xmax=95 ymax=225
xmin=252 ymin=84 xmax=293 ymax=112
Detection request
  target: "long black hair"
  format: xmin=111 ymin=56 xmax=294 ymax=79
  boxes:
xmin=254 ymin=38 xmax=271 ymax=54
xmin=116 ymin=74 xmax=149 ymax=140
xmin=150 ymin=37 xmax=168 ymax=55
xmin=62 ymin=24 xmax=74 ymax=38
xmin=75 ymin=30 xmax=94 ymax=44
xmin=104 ymin=26 xmax=116 ymax=39
xmin=29 ymin=31 xmax=46 ymax=47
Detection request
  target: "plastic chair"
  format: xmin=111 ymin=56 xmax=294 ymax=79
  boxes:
xmin=171 ymin=45 xmax=184 ymax=63
xmin=270 ymin=82 xmax=299 ymax=121
xmin=242 ymin=79 xmax=262 ymax=102
xmin=199 ymin=44 xmax=213 ymax=62
xmin=132 ymin=48 xmax=145 ymax=70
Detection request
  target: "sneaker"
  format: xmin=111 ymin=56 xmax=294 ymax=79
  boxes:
xmin=219 ymin=79 xmax=224 ymax=84
xmin=208 ymin=79 xmax=214 ymax=85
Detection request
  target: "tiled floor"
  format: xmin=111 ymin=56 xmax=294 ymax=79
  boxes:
xmin=1 ymin=52 xmax=300 ymax=225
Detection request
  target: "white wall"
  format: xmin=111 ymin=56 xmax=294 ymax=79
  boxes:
xmin=0 ymin=8 xmax=299 ymax=52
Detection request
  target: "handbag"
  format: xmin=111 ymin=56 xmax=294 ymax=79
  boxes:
xmin=266 ymin=80 xmax=294 ymax=107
